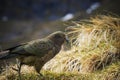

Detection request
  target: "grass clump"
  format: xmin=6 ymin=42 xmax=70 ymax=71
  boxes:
xmin=45 ymin=15 xmax=120 ymax=73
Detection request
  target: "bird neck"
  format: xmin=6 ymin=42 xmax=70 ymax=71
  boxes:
xmin=46 ymin=36 xmax=64 ymax=46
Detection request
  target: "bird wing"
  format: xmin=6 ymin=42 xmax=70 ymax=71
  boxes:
xmin=0 ymin=39 xmax=54 ymax=58
xmin=23 ymin=39 xmax=54 ymax=57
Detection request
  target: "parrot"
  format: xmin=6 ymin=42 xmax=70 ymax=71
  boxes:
xmin=0 ymin=31 xmax=69 ymax=79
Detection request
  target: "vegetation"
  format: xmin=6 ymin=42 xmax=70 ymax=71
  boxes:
xmin=0 ymin=15 xmax=120 ymax=80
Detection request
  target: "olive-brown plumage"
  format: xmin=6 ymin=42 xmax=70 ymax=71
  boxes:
xmin=0 ymin=31 xmax=68 ymax=78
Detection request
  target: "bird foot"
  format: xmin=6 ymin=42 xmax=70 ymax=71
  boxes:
xmin=37 ymin=73 xmax=45 ymax=79
xmin=12 ymin=67 xmax=22 ymax=80
xmin=12 ymin=67 xmax=19 ymax=72
xmin=37 ymin=73 xmax=43 ymax=76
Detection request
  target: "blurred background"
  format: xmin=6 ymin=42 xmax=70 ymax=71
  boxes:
xmin=0 ymin=0 xmax=120 ymax=49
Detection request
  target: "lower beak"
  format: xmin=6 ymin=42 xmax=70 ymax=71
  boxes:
xmin=65 ymin=36 xmax=69 ymax=43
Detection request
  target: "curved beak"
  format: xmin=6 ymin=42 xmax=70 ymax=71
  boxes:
xmin=65 ymin=36 xmax=69 ymax=43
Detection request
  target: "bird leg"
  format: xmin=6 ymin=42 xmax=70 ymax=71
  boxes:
xmin=34 ymin=62 xmax=44 ymax=77
xmin=12 ymin=59 xmax=22 ymax=80
xmin=17 ymin=60 xmax=22 ymax=80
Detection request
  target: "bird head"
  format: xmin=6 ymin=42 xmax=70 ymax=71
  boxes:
xmin=47 ymin=31 xmax=69 ymax=45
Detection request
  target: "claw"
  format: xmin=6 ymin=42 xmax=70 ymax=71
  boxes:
xmin=12 ymin=67 xmax=18 ymax=71
xmin=37 ymin=72 xmax=44 ymax=79
xmin=39 ymin=73 xmax=43 ymax=76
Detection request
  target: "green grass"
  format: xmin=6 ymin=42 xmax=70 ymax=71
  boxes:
xmin=3 ymin=62 xmax=120 ymax=80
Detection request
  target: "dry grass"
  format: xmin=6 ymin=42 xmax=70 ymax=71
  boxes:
xmin=102 ymin=62 xmax=120 ymax=80
xmin=44 ymin=15 xmax=120 ymax=73
xmin=0 ymin=15 xmax=120 ymax=80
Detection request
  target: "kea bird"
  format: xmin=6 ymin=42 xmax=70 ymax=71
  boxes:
xmin=0 ymin=31 xmax=69 ymax=79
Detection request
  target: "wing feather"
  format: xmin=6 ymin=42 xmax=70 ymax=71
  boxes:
xmin=23 ymin=39 xmax=53 ymax=57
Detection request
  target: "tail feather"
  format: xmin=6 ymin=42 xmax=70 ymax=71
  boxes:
xmin=0 ymin=51 xmax=9 ymax=58
xmin=0 ymin=51 xmax=18 ymax=59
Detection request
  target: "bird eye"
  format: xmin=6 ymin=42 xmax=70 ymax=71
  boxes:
xmin=55 ymin=35 xmax=61 ymax=38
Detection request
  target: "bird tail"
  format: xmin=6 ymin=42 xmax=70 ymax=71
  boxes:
xmin=0 ymin=50 xmax=18 ymax=60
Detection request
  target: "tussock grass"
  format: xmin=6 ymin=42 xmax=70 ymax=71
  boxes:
xmin=0 ymin=15 xmax=120 ymax=80
xmin=44 ymin=15 xmax=120 ymax=73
